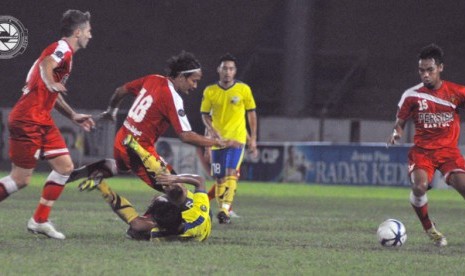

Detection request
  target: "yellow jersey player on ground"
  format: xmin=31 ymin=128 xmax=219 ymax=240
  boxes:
xmin=200 ymin=53 xmax=258 ymax=224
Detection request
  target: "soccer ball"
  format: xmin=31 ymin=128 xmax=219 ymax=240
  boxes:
xmin=377 ymin=219 xmax=407 ymax=247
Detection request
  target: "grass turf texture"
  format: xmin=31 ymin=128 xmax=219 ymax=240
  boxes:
xmin=1 ymin=173 xmax=465 ymax=275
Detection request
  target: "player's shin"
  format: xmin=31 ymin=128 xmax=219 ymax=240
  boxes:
xmin=125 ymin=135 xmax=169 ymax=176
xmin=0 ymin=176 xmax=19 ymax=202
xmin=33 ymin=171 xmax=68 ymax=223
xmin=409 ymin=191 xmax=432 ymax=230
xmin=221 ymin=176 xmax=237 ymax=213
xmin=98 ymin=181 xmax=138 ymax=224
xmin=215 ymin=182 xmax=226 ymax=208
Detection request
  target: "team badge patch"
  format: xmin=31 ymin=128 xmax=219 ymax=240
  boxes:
xmin=178 ymin=109 xmax=186 ymax=116
xmin=230 ymin=96 xmax=240 ymax=104
xmin=200 ymin=205 xmax=207 ymax=212
xmin=54 ymin=51 xmax=64 ymax=58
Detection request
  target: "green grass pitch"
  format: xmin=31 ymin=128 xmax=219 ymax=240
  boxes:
xmin=1 ymin=173 xmax=465 ymax=275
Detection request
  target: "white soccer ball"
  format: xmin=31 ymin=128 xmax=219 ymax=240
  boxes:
xmin=377 ymin=219 xmax=407 ymax=247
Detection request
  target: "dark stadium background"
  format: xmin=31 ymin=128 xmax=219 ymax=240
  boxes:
xmin=2 ymin=0 xmax=465 ymax=135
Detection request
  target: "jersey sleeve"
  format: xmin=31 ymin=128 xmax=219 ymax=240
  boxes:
xmin=163 ymin=88 xmax=192 ymax=134
xmin=124 ymin=76 xmax=148 ymax=96
xmin=50 ymin=40 xmax=71 ymax=63
xmin=396 ymin=93 xmax=414 ymax=120
xmin=200 ymin=88 xmax=212 ymax=114
xmin=243 ymin=85 xmax=257 ymax=111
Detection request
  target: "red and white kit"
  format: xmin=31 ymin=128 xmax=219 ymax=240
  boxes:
xmin=397 ymin=81 xmax=465 ymax=182
xmin=113 ymin=74 xmax=192 ymax=184
xmin=8 ymin=40 xmax=74 ymax=168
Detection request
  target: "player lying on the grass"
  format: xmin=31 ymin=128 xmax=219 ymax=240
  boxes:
xmin=79 ymin=173 xmax=211 ymax=241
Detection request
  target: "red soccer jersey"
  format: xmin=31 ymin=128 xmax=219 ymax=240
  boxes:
xmin=397 ymin=81 xmax=465 ymax=149
xmin=9 ymin=40 xmax=74 ymax=126
xmin=120 ymin=74 xmax=192 ymax=149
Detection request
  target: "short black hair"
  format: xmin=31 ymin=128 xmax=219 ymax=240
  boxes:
xmin=146 ymin=197 xmax=183 ymax=234
xmin=60 ymin=10 xmax=91 ymax=37
xmin=418 ymin=43 xmax=444 ymax=65
xmin=219 ymin=53 xmax=237 ymax=66
xmin=166 ymin=51 xmax=201 ymax=78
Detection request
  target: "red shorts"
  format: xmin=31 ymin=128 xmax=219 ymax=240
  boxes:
xmin=408 ymin=146 xmax=465 ymax=184
xmin=113 ymin=128 xmax=174 ymax=191
xmin=8 ymin=121 xmax=69 ymax=169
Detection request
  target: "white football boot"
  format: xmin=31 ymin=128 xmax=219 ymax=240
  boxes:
xmin=426 ymin=224 xmax=447 ymax=247
xmin=27 ymin=218 xmax=66 ymax=240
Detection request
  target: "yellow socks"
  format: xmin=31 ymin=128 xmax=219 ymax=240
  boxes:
xmin=98 ymin=181 xmax=138 ymax=224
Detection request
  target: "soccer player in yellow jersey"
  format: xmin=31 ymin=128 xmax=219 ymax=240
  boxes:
xmin=200 ymin=53 xmax=258 ymax=224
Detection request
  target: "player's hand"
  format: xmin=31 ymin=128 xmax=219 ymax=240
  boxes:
xmin=386 ymin=129 xmax=401 ymax=148
xmin=247 ymin=138 xmax=258 ymax=158
xmin=98 ymin=107 xmax=118 ymax=122
xmin=155 ymin=174 xmax=178 ymax=186
xmin=47 ymin=82 xmax=68 ymax=95
xmin=72 ymin=113 xmax=95 ymax=132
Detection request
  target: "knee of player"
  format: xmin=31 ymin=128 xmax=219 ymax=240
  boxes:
xmin=130 ymin=216 xmax=155 ymax=232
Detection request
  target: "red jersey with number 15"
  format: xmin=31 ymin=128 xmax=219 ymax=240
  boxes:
xmin=397 ymin=81 xmax=465 ymax=150
xmin=120 ymin=74 xmax=192 ymax=150
xmin=9 ymin=40 xmax=74 ymax=126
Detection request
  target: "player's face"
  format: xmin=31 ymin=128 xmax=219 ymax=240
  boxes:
xmin=76 ymin=22 xmax=92 ymax=49
xmin=177 ymin=71 xmax=202 ymax=95
xmin=218 ymin=61 xmax=237 ymax=84
xmin=418 ymin=58 xmax=443 ymax=89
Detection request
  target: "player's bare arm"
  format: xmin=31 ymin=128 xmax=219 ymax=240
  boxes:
xmin=201 ymin=114 xmax=221 ymax=139
xmin=387 ymin=117 xmax=406 ymax=146
xmin=100 ymin=86 xmax=131 ymax=121
xmin=247 ymin=110 xmax=258 ymax=157
xmin=178 ymin=131 xmax=242 ymax=148
xmin=156 ymin=174 xmax=206 ymax=191
xmin=55 ymin=94 xmax=95 ymax=132
xmin=39 ymin=56 xmax=67 ymax=94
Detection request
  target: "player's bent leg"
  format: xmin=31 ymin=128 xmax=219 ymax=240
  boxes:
xmin=0 ymin=164 xmax=32 ymax=202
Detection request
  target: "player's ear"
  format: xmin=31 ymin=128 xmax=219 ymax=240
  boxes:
xmin=438 ymin=63 xmax=444 ymax=72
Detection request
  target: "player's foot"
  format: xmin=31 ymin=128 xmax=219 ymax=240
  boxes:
xmin=123 ymin=134 xmax=138 ymax=150
xmin=217 ymin=211 xmax=231 ymax=224
xmin=426 ymin=224 xmax=447 ymax=247
xmin=229 ymin=210 xmax=240 ymax=218
xmin=27 ymin=218 xmax=65 ymax=240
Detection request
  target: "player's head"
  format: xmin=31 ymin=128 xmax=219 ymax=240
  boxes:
xmin=61 ymin=10 xmax=92 ymax=50
xmin=164 ymin=183 xmax=188 ymax=206
xmin=146 ymin=196 xmax=183 ymax=234
xmin=166 ymin=51 xmax=202 ymax=95
xmin=217 ymin=53 xmax=237 ymax=84
xmin=418 ymin=43 xmax=444 ymax=89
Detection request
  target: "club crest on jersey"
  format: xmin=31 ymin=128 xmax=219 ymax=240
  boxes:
xmin=230 ymin=96 xmax=240 ymax=104
xmin=200 ymin=205 xmax=207 ymax=212
xmin=54 ymin=51 xmax=64 ymax=58
xmin=178 ymin=109 xmax=186 ymax=116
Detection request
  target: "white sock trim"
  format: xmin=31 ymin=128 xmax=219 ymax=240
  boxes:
xmin=410 ymin=191 xmax=428 ymax=207
xmin=46 ymin=170 xmax=69 ymax=185
xmin=0 ymin=175 xmax=19 ymax=194
xmin=222 ymin=203 xmax=231 ymax=210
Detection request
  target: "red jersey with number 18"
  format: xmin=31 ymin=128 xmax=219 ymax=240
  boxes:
xmin=397 ymin=81 xmax=465 ymax=150
xmin=9 ymin=40 xmax=74 ymax=126
xmin=119 ymin=74 xmax=192 ymax=150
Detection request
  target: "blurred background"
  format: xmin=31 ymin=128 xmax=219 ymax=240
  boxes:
xmin=1 ymin=1 xmax=465 ymax=185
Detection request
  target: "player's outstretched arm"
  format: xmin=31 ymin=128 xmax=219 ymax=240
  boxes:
xmin=178 ymin=131 xmax=242 ymax=149
xmin=55 ymin=93 xmax=95 ymax=131
xmin=99 ymin=86 xmax=132 ymax=121
xmin=156 ymin=174 xmax=205 ymax=191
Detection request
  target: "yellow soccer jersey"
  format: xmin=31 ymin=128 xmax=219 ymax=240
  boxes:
xmin=179 ymin=191 xmax=211 ymax=241
xmin=201 ymin=81 xmax=256 ymax=148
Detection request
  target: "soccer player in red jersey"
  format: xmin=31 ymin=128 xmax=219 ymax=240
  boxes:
xmin=387 ymin=44 xmax=465 ymax=246
xmin=99 ymin=51 xmax=241 ymax=192
xmin=0 ymin=10 xmax=94 ymax=240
